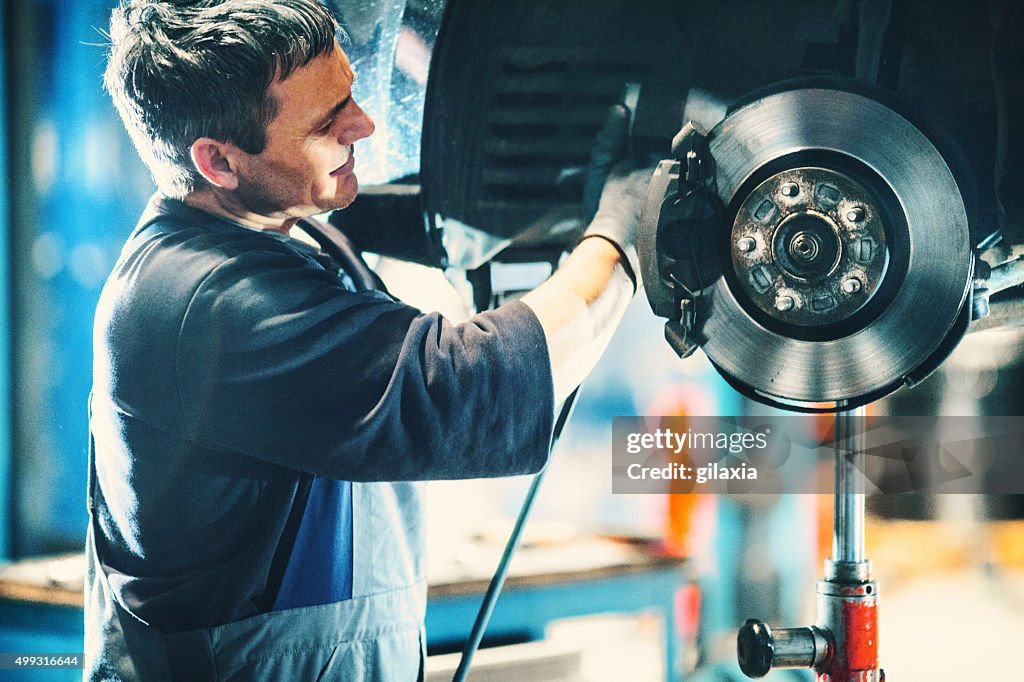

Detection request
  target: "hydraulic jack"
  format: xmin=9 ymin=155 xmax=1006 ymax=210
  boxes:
xmin=737 ymin=407 xmax=885 ymax=681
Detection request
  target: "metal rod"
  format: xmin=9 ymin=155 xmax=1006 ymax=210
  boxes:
xmin=770 ymin=626 xmax=822 ymax=668
xmin=833 ymin=406 xmax=866 ymax=564
xmin=971 ymin=294 xmax=1024 ymax=332
xmin=452 ymin=386 xmax=581 ymax=682
xmin=988 ymin=255 xmax=1024 ymax=295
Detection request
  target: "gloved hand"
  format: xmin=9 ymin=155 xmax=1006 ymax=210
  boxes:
xmin=580 ymin=104 xmax=651 ymax=291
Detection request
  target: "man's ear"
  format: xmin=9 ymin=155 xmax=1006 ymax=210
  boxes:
xmin=190 ymin=137 xmax=241 ymax=190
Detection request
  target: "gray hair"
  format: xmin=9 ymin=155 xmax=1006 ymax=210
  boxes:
xmin=104 ymin=0 xmax=340 ymax=198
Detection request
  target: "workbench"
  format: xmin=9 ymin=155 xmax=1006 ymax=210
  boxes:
xmin=0 ymin=539 xmax=690 ymax=681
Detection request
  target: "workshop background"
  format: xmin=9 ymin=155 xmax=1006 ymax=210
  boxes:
xmin=1 ymin=0 xmax=1023 ymax=680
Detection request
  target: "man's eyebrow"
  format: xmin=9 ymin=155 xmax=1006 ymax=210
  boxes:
xmin=312 ymin=94 xmax=352 ymax=131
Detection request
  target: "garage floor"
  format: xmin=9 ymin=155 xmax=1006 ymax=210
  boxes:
xmin=880 ymin=565 xmax=1024 ymax=679
xmin=869 ymin=519 xmax=1024 ymax=680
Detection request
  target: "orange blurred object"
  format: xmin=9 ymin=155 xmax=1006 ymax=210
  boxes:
xmin=665 ymin=491 xmax=700 ymax=557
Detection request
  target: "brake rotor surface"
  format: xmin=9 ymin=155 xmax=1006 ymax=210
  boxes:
xmin=698 ymin=87 xmax=972 ymax=408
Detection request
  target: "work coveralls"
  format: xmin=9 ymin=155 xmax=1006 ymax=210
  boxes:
xmin=85 ymin=196 xmax=555 ymax=680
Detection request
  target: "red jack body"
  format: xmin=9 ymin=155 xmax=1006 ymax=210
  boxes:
xmin=815 ymin=569 xmax=882 ymax=682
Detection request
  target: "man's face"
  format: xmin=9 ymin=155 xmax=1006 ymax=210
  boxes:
xmin=231 ymin=42 xmax=375 ymax=220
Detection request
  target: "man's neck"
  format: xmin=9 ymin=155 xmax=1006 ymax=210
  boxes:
xmin=183 ymin=190 xmax=298 ymax=235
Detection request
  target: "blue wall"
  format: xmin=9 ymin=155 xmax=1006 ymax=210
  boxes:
xmin=0 ymin=0 xmax=12 ymax=560
xmin=11 ymin=0 xmax=154 ymax=556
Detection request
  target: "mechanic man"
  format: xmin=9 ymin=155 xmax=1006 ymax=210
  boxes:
xmin=87 ymin=1 xmax=648 ymax=679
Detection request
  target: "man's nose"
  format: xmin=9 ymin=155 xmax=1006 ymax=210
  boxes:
xmin=343 ymin=102 xmax=375 ymax=142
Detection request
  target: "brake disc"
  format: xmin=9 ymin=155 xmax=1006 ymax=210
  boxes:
xmin=646 ymin=86 xmax=974 ymax=410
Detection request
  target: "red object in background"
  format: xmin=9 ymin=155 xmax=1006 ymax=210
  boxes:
xmin=674 ymin=583 xmax=701 ymax=640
